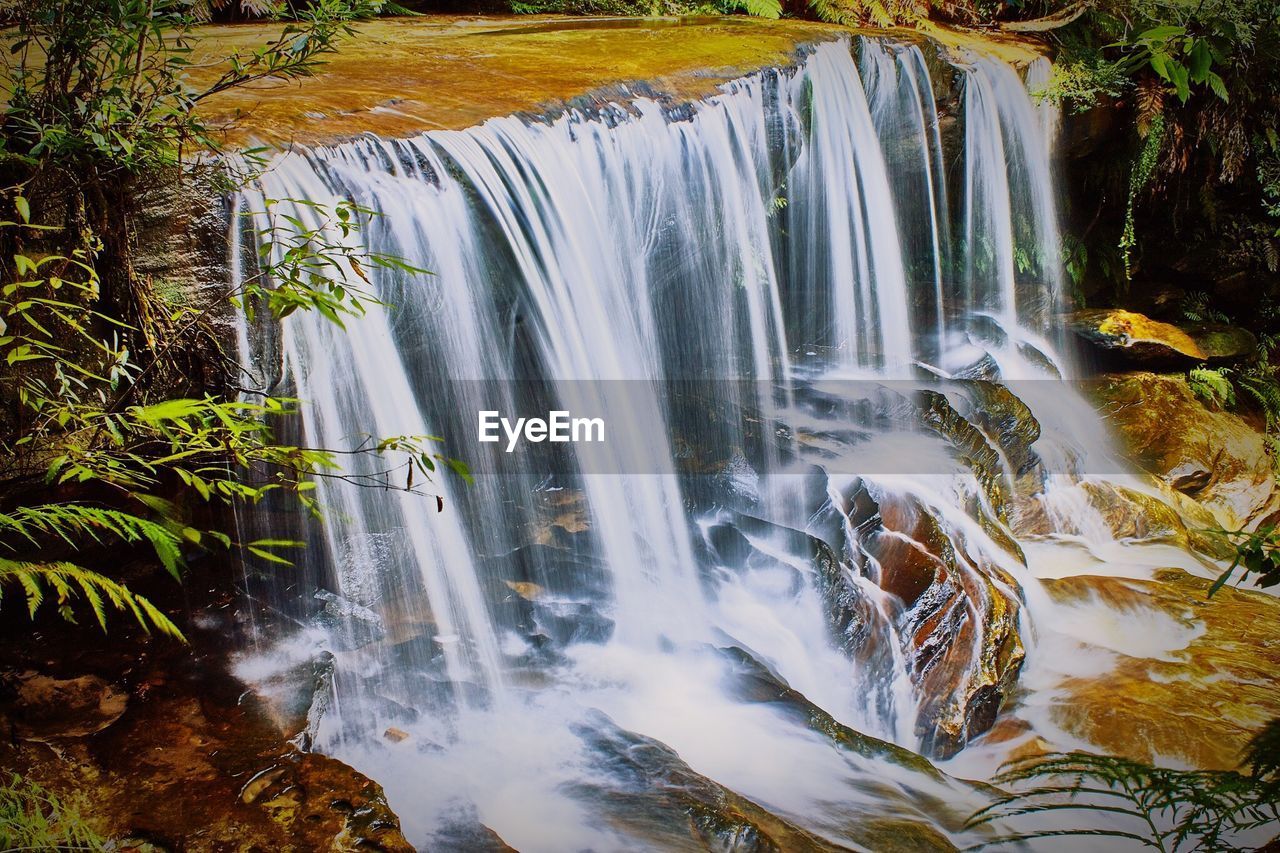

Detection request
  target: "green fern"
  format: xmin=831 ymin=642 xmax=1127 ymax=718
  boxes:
xmin=966 ymin=751 xmax=1280 ymax=852
xmin=1181 ymin=291 xmax=1232 ymax=324
xmin=0 ymin=503 xmax=184 ymax=580
xmin=806 ymin=0 xmax=925 ymax=26
xmin=0 ymin=773 xmax=105 ymax=852
xmin=0 ymin=558 xmax=184 ymax=639
xmin=1244 ymin=719 xmax=1280 ymax=781
xmin=727 ymin=0 xmax=781 ymax=17
xmin=1237 ymin=373 xmax=1280 ymax=429
xmin=1188 ymin=366 xmax=1236 ymax=409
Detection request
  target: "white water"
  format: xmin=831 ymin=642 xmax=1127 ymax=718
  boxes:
xmin=233 ymin=36 xmax=1232 ymax=850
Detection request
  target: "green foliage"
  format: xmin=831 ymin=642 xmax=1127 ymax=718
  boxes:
xmin=1208 ymin=524 xmax=1280 ymax=596
xmin=724 ymin=0 xmax=782 ymax=18
xmin=0 ymin=557 xmax=183 ymax=638
xmin=1244 ymin=719 xmax=1280 ymax=781
xmin=1120 ymin=111 xmax=1166 ymax=282
xmin=1181 ymin=291 xmax=1232 ymax=324
xmin=0 ymin=773 xmax=105 ymax=852
xmin=1113 ymin=25 xmax=1229 ymax=106
xmin=806 ymin=0 xmax=930 ymax=27
xmin=0 ymin=0 xmax=380 ymax=177
xmin=967 ymin=751 xmax=1280 ymax=851
xmin=1042 ymin=0 xmax=1280 ymax=294
xmin=1188 ymin=366 xmax=1235 ymax=409
xmin=1036 ymin=57 xmax=1133 ymax=112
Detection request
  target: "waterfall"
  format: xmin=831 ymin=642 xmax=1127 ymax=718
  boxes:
xmin=959 ymin=55 xmax=1066 ymax=364
xmin=232 ymin=35 xmax=1196 ymax=849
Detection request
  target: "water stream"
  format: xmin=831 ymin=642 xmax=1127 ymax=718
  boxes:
xmin=233 ymin=35 xmax=1225 ymax=850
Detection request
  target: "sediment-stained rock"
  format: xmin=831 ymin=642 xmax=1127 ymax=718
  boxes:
xmin=835 ymin=480 xmax=1025 ymax=759
xmin=1043 ymin=568 xmax=1280 ymax=771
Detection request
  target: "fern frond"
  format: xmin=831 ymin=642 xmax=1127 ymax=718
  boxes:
xmin=1237 ymin=373 xmax=1280 ymax=428
xmin=1136 ymin=77 xmax=1164 ymax=138
xmin=968 ymin=751 xmax=1278 ymax=851
xmin=0 ymin=504 xmax=184 ymax=580
xmin=1188 ymin=367 xmax=1235 ymax=409
xmin=729 ymin=0 xmax=781 ymax=18
xmin=0 ymin=558 xmax=185 ymax=640
xmin=1244 ymin=718 xmax=1280 ymax=780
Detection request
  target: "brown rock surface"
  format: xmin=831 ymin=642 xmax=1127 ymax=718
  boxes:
xmin=192 ymin=16 xmax=847 ymax=147
xmin=1044 ymin=568 xmax=1280 ymax=771
xmin=849 ymin=484 xmax=1024 ymax=758
xmin=1070 ymin=309 xmax=1207 ymax=364
xmin=0 ymin=565 xmax=414 ymax=851
xmin=1090 ymin=371 xmax=1280 ymax=529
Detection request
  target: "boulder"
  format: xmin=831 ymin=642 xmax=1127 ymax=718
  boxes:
xmin=1186 ymin=323 xmax=1258 ymax=362
xmin=1089 ymin=372 xmax=1280 ymax=530
xmin=1070 ymin=309 xmax=1206 ymax=365
xmin=5 ymin=672 xmax=128 ymax=742
xmin=1070 ymin=309 xmax=1257 ymax=367
xmin=839 ymin=481 xmax=1025 ymax=759
xmin=1043 ymin=569 xmax=1280 ymax=771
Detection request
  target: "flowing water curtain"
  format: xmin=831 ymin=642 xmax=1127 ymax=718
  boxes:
xmin=860 ymin=38 xmax=952 ymax=364
xmin=236 ymin=149 xmax=509 ymax=745
xmin=784 ymin=41 xmax=914 ymax=373
xmin=230 ymin=35 xmax=1104 ymax=849
xmin=960 ymin=56 xmax=1068 ymax=369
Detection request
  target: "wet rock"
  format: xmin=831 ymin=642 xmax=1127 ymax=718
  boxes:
xmin=723 ymin=510 xmax=864 ymax=650
xmin=959 ymin=381 xmax=1042 ymax=479
xmin=1044 ymin=569 xmax=1280 ymax=771
xmin=1070 ymin=309 xmax=1207 ymax=366
xmin=1081 ymin=480 xmax=1191 ymax=543
xmin=846 ymin=483 xmax=1025 ymax=759
xmin=716 ymin=646 xmax=946 ymax=781
xmin=1070 ymin=310 xmax=1256 ymax=367
xmin=916 ymin=389 xmax=1015 ymax=522
xmin=432 ymin=815 xmax=517 ymax=852
xmin=4 ymin=672 xmax=127 ymax=742
xmin=313 ymin=589 xmax=386 ymax=651
xmin=573 ymin=710 xmax=855 ymax=852
xmin=0 ymin=563 xmax=415 ymax=852
xmin=1090 ymin=372 xmax=1280 ymax=529
xmin=707 ymin=521 xmax=753 ymax=569
xmin=252 ymin=650 xmax=335 ymax=749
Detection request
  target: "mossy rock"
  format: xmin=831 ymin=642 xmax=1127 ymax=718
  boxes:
xmin=1070 ymin=309 xmax=1207 ymax=366
xmin=1186 ymin=323 xmax=1258 ymax=362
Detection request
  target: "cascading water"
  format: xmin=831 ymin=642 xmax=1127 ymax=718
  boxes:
xmin=233 ymin=34 xmax=1228 ymax=850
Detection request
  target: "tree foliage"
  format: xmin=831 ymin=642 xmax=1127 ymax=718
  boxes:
xmin=1034 ymin=0 xmax=1280 ymax=296
xmin=0 ymin=0 xmax=466 ymax=637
